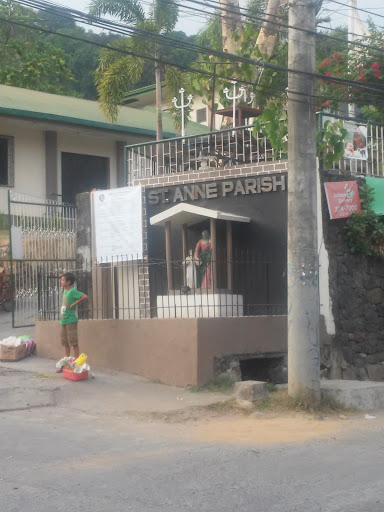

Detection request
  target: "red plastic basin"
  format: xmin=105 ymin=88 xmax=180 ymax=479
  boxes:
xmin=63 ymin=368 xmax=89 ymax=381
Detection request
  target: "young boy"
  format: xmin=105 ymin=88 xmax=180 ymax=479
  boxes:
xmin=60 ymin=272 xmax=88 ymax=359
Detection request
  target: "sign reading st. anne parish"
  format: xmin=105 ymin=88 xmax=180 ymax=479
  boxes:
xmin=148 ymin=174 xmax=286 ymax=205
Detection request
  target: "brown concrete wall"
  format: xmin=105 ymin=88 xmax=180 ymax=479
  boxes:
xmin=36 ymin=319 xmax=198 ymax=386
xmin=196 ymin=316 xmax=287 ymax=385
xmin=36 ymin=316 xmax=287 ymax=386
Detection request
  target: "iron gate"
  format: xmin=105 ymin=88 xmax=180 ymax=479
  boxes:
xmin=8 ymin=191 xmax=77 ymax=328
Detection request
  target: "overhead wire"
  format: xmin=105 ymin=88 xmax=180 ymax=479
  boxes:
xmin=178 ymin=0 xmax=384 ymax=53
xmin=326 ymin=0 xmax=384 ymax=21
xmin=196 ymin=0 xmax=383 ymax=46
xmin=10 ymin=0 xmax=384 ymax=98
xmin=1 ymin=12 xmax=380 ymax=112
xmin=13 ymin=0 xmax=384 ymax=56
xmin=4 ymin=0 xmax=384 ymax=111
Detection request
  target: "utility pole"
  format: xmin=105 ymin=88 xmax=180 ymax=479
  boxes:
xmin=287 ymin=0 xmax=320 ymax=406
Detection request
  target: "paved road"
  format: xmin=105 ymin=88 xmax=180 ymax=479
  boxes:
xmin=1 ymin=384 xmax=384 ymax=511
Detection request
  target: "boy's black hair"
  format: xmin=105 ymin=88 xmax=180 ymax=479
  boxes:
xmin=62 ymin=272 xmax=76 ymax=286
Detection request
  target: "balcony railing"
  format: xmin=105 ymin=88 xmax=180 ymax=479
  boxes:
xmin=125 ymin=115 xmax=384 ymax=185
xmin=319 ymin=114 xmax=384 ymax=177
xmin=125 ymin=125 xmax=284 ymax=185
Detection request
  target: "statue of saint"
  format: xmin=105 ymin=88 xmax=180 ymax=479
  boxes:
xmin=183 ymin=249 xmax=198 ymax=290
xmin=194 ymin=230 xmax=212 ymax=289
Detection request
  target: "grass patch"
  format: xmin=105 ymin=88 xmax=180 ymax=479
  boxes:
xmin=199 ymin=389 xmax=351 ymax=417
xmin=34 ymin=373 xmax=55 ymax=380
xmin=265 ymin=382 xmax=278 ymax=393
xmin=188 ymin=376 xmax=235 ymax=394
xmin=253 ymin=389 xmax=351 ymax=415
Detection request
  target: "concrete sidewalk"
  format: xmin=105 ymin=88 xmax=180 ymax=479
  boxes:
xmin=0 ymin=310 xmax=35 ymax=340
xmin=0 ymin=356 xmax=227 ymax=416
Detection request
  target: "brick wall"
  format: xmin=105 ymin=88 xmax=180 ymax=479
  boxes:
xmin=132 ymin=161 xmax=288 ymax=189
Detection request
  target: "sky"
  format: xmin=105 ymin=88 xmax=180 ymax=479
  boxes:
xmin=49 ymin=0 xmax=384 ymax=36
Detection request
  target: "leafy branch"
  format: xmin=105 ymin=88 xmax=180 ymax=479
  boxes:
xmin=344 ymin=184 xmax=384 ymax=257
xmin=252 ymin=105 xmax=347 ymax=166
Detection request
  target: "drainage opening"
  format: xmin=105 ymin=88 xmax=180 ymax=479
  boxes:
xmin=240 ymin=357 xmax=287 ymax=384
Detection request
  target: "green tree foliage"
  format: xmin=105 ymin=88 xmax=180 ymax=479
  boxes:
xmin=48 ymin=26 xmax=117 ymax=100
xmin=344 ymin=185 xmax=384 ymax=257
xmin=89 ymin=0 xmax=183 ymax=125
xmin=316 ymin=119 xmax=347 ymax=168
xmin=317 ymin=23 xmax=384 ymax=122
xmin=252 ymin=104 xmax=347 ymax=166
xmin=38 ymin=8 xmax=118 ymax=99
xmin=0 ymin=1 xmax=74 ymax=94
xmin=189 ymin=0 xmax=289 ymax=118
xmin=123 ymin=31 xmax=197 ymax=91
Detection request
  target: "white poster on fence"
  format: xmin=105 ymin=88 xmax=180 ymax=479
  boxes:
xmin=343 ymin=121 xmax=367 ymax=161
xmin=93 ymin=186 xmax=143 ymax=262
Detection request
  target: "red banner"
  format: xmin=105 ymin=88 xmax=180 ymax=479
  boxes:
xmin=324 ymin=181 xmax=361 ymax=220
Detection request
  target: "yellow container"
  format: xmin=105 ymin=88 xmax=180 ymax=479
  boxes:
xmin=75 ymin=353 xmax=87 ymax=367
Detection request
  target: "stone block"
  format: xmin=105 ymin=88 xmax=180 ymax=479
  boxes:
xmin=357 ymin=367 xmax=368 ymax=381
xmin=367 ymin=288 xmax=383 ymax=305
xmin=342 ymin=366 xmax=356 ymax=380
xmin=366 ymin=364 xmax=384 ymax=381
xmin=235 ymin=399 xmax=254 ymax=410
xmin=234 ymin=380 xmax=268 ymax=402
xmin=321 ymin=380 xmax=384 ymax=410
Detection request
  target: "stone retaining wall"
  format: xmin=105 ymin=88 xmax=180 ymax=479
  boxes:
xmin=321 ymin=171 xmax=384 ymax=381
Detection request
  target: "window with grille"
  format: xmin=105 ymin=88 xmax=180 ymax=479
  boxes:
xmin=0 ymin=136 xmax=14 ymax=187
xmin=196 ymin=108 xmax=207 ymax=124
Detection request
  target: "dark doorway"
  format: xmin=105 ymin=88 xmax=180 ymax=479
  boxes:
xmin=61 ymin=152 xmax=109 ymax=205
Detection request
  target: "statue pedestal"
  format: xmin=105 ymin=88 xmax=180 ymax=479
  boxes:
xmin=156 ymin=293 xmax=243 ymax=318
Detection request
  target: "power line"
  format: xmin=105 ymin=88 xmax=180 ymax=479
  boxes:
xmin=178 ymin=0 xmax=384 ymax=53
xmin=10 ymin=0 xmax=384 ymax=97
xmin=5 ymin=0 xmax=384 ymax=113
xmin=326 ymin=0 xmax=384 ymax=21
xmin=173 ymin=0 xmax=384 ymax=48
xmin=13 ymin=0 xmax=384 ymax=56
xmin=3 ymin=11 xmax=384 ymax=113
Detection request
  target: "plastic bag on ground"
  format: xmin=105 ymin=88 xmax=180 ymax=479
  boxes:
xmin=74 ymin=363 xmax=90 ymax=374
xmin=56 ymin=357 xmax=76 ymax=371
xmin=0 ymin=336 xmax=22 ymax=348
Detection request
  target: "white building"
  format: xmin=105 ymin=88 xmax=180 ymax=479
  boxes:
xmin=0 ymin=84 xmax=207 ymax=210
xmin=123 ymin=84 xmax=227 ymax=132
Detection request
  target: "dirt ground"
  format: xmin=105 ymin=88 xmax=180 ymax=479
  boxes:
xmin=133 ymin=397 xmax=380 ymax=446
xmin=190 ymin=416 xmax=343 ymax=444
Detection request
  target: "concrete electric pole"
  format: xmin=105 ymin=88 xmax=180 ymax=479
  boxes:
xmin=287 ymin=0 xmax=321 ymax=406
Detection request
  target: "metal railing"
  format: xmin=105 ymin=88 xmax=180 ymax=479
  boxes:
xmin=38 ymin=253 xmax=287 ymax=321
xmin=318 ymin=113 xmax=384 ymax=177
xmin=8 ymin=191 xmax=77 ymax=327
xmin=126 ymin=125 xmax=283 ymax=184
xmin=126 ymin=115 xmax=384 ymax=184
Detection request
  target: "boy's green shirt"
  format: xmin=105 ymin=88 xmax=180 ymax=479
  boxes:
xmin=60 ymin=288 xmax=83 ymax=325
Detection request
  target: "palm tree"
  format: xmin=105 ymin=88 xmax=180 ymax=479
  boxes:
xmin=89 ymin=0 xmax=179 ymax=140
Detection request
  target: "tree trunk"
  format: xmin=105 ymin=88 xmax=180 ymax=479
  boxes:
xmin=219 ymin=0 xmax=243 ymax=54
xmin=256 ymin=0 xmax=281 ymax=57
xmin=155 ymin=45 xmax=163 ymax=141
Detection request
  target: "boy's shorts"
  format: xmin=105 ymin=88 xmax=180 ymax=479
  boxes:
xmin=60 ymin=322 xmax=78 ymax=348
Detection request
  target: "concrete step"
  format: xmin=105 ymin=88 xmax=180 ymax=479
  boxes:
xmin=321 ymin=379 xmax=384 ymax=410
